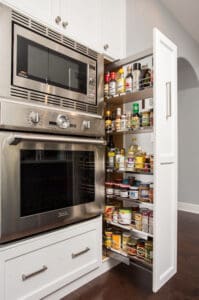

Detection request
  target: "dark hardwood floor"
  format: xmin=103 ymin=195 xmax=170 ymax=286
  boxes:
xmin=62 ymin=211 xmax=199 ymax=300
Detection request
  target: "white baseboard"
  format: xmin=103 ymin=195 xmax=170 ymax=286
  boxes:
xmin=178 ymin=202 xmax=199 ymax=214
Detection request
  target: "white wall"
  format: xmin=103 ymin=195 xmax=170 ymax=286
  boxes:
xmin=126 ymin=0 xmax=199 ymax=209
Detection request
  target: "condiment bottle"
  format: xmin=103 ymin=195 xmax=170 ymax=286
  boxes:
xmin=104 ymin=72 xmax=110 ymax=97
xmin=109 ymin=72 xmax=117 ymax=96
xmin=105 ymin=109 xmax=112 ymax=133
xmin=131 ymin=103 xmax=140 ymax=130
xmin=120 ymin=114 xmax=127 ymax=131
xmin=126 ymin=112 xmax=132 ymax=130
xmin=115 ymin=107 xmax=122 ymax=131
xmin=119 ymin=148 xmax=125 ymax=171
xmin=117 ymin=67 xmax=125 ymax=94
xmin=107 ymin=136 xmax=115 ymax=169
xmin=125 ymin=65 xmax=133 ymax=93
xmin=132 ymin=63 xmax=141 ymax=91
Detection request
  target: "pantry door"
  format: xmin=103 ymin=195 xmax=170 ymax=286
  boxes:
xmin=153 ymin=28 xmax=177 ymax=292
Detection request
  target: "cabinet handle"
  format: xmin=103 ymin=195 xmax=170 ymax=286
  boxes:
xmin=72 ymin=247 xmax=90 ymax=259
xmin=166 ymin=81 xmax=172 ymax=118
xmin=62 ymin=21 xmax=69 ymax=28
xmin=104 ymin=44 xmax=109 ymax=51
xmin=21 ymin=265 xmax=48 ymax=281
xmin=55 ymin=16 xmax=62 ymax=24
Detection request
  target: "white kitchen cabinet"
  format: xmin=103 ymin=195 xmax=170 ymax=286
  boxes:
xmin=101 ymin=0 xmax=126 ymax=59
xmin=0 ymin=0 xmax=125 ymax=57
xmin=0 ymin=216 xmax=102 ymax=300
xmin=0 ymin=0 xmax=53 ymax=25
xmin=104 ymin=28 xmax=177 ymax=292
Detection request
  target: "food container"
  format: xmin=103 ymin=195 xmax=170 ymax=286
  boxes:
xmin=104 ymin=229 xmax=112 ymax=248
xmin=105 ymin=182 xmax=114 ymax=195
xmin=145 ymin=240 xmax=153 ymax=263
xmin=112 ymin=209 xmax=119 ymax=223
xmin=114 ymin=183 xmax=121 ymax=196
xmin=134 ymin=212 xmax=142 ymax=230
xmin=142 ymin=209 xmax=149 ymax=233
xmin=119 ymin=208 xmax=132 ymax=225
xmin=137 ymin=239 xmax=145 ymax=259
xmin=129 ymin=186 xmax=139 ymax=200
xmin=112 ymin=231 xmax=122 ymax=250
xmin=127 ymin=238 xmax=137 ymax=256
xmin=131 ymin=204 xmax=140 ymax=221
xmin=149 ymin=210 xmax=153 ymax=235
xmin=122 ymin=232 xmax=131 ymax=251
xmin=149 ymin=183 xmax=154 ymax=203
xmin=104 ymin=205 xmax=115 ymax=222
xmin=139 ymin=183 xmax=150 ymax=202
xmin=119 ymin=184 xmax=129 ymax=198
xmin=135 ymin=155 xmax=145 ymax=170
xmin=141 ymin=110 xmax=150 ymax=127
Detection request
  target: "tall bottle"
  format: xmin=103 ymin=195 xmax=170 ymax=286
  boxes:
xmin=117 ymin=67 xmax=125 ymax=94
xmin=105 ymin=109 xmax=112 ymax=133
xmin=107 ymin=136 xmax=115 ymax=169
xmin=125 ymin=65 xmax=133 ymax=93
xmin=132 ymin=63 xmax=141 ymax=91
xmin=131 ymin=103 xmax=140 ymax=130
xmin=115 ymin=107 xmax=122 ymax=132
xmin=109 ymin=72 xmax=117 ymax=96
xmin=104 ymin=72 xmax=110 ymax=97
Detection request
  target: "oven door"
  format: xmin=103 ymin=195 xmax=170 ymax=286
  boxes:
xmin=0 ymin=132 xmax=105 ymax=243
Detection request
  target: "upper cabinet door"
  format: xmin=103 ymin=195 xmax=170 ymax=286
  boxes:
xmin=101 ymin=0 xmax=126 ymax=59
xmin=1 ymin=0 xmax=53 ymax=25
xmin=153 ymin=28 xmax=177 ymax=292
xmin=59 ymin=0 xmax=101 ymax=50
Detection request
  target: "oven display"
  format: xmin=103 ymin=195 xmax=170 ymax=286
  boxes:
xmin=20 ymin=150 xmax=95 ymax=217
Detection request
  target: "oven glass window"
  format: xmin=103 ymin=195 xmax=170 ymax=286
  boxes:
xmin=16 ymin=36 xmax=87 ymax=94
xmin=20 ymin=150 xmax=95 ymax=217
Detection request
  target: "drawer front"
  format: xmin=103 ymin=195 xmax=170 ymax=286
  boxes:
xmin=5 ymin=228 xmax=100 ymax=300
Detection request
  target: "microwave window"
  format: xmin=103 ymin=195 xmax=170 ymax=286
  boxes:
xmin=20 ymin=150 xmax=95 ymax=217
xmin=16 ymin=36 xmax=87 ymax=94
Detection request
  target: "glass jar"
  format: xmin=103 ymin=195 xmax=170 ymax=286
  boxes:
xmin=149 ymin=183 xmax=154 ymax=203
xmin=122 ymin=232 xmax=131 ymax=251
xmin=145 ymin=240 xmax=153 ymax=263
xmin=112 ymin=231 xmax=122 ymax=250
xmin=105 ymin=182 xmax=114 ymax=195
xmin=134 ymin=212 xmax=142 ymax=231
xmin=119 ymin=184 xmax=129 ymax=198
xmin=141 ymin=110 xmax=150 ymax=127
xmin=127 ymin=238 xmax=138 ymax=256
xmin=129 ymin=186 xmax=139 ymax=200
xmin=142 ymin=209 xmax=149 ymax=233
xmin=139 ymin=183 xmax=150 ymax=202
xmin=104 ymin=228 xmax=112 ymax=248
xmin=137 ymin=239 xmax=145 ymax=259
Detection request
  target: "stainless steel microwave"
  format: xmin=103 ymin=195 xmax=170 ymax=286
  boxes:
xmin=0 ymin=4 xmax=104 ymax=115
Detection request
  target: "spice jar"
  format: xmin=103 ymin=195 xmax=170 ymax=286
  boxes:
xmin=105 ymin=182 xmax=114 ymax=195
xmin=134 ymin=212 xmax=142 ymax=231
xmin=145 ymin=240 xmax=153 ymax=263
xmin=120 ymin=184 xmax=129 ymax=198
xmin=112 ymin=231 xmax=122 ymax=250
xmin=141 ymin=110 xmax=150 ymax=127
xmin=129 ymin=186 xmax=139 ymax=200
xmin=122 ymin=232 xmax=131 ymax=251
xmin=137 ymin=239 xmax=145 ymax=259
xmin=139 ymin=183 xmax=150 ymax=202
xmin=127 ymin=238 xmax=138 ymax=256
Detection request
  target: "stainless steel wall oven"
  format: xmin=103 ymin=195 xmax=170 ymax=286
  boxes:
xmin=0 ymin=99 xmax=105 ymax=243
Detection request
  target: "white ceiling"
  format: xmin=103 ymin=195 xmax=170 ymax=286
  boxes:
xmin=161 ymin=0 xmax=199 ymax=44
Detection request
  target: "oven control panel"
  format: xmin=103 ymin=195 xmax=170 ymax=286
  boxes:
xmin=0 ymin=99 xmax=105 ymax=137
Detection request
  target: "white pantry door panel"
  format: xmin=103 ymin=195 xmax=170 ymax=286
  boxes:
xmin=153 ymin=28 xmax=177 ymax=292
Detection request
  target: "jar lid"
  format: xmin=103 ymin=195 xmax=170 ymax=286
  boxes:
xmin=122 ymin=232 xmax=131 ymax=237
xmin=129 ymin=186 xmax=139 ymax=190
xmin=133 ymin=62 xmax=141 ymax=70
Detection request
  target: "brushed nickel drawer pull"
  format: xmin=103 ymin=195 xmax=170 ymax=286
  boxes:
xmin=72 ymin=247 xmax=90 ymax=259
xmin=21 ymin=265 xmax=48 ymax=281
xmin=166 ymin=81 xmax=172 ymax=119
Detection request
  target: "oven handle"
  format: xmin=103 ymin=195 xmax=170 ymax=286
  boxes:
xmin=7 ymin=133 xmax=106 ymax=146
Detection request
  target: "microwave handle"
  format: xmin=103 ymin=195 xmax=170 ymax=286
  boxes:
xmin=7 ymin=133 xmax=106 ymax=146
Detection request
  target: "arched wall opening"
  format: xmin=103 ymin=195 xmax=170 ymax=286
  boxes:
xmin=178 ymin=57 xmax=199 ymax=209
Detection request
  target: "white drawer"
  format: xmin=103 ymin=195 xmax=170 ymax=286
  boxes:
xmin=5 ymin=227 xmax=100 ymax=300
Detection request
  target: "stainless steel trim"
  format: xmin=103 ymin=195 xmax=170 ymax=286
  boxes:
xmin=22 ymin=265 xmax=48 ymax=281
xmin=105 ymin=48 xmax=153 ymax=71
xmin=72 ymin=247 xmax=90 ymax=258
xmin=7 ymin=133 xmax=107 ymax=145
xmin=166 ymin=81 xmax=172 ymax=118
